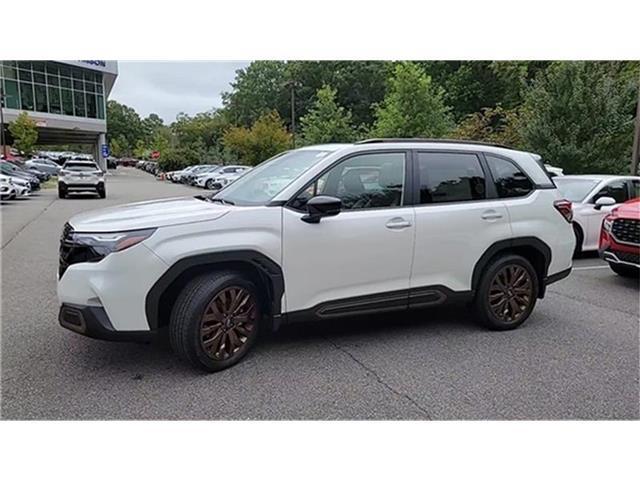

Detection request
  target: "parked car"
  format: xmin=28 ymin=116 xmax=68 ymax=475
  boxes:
xmin=553 ymin=175 xmax=640 ymax=254
xmin=1 ymin=173 xmax=30 ymax=198
xmin=599 ymin=198 xmax=639 ymax=278
xmin=171 ymin=166 xmax=197 ymax=183
xmin=58 ymin=160 xmax=106 ymax=199
xmin=26 ymin=158 xmax=62 ymax=176
xmin=107 ymin=157 xmax=118 ymax=169
xmin=181 ymin=164 xmax=219 ymax=185
xmin=195 ymin=165 xmax=252 ymax=190
xmin=57 ymin=139 xmax=575 ymax=372
xmin=0 ymin=174 xmax=18 ymax=200
xmin=7 ymin=159 xmax=50 ymax=181
xmin=0 ymin=160 xmax=41 ymax=190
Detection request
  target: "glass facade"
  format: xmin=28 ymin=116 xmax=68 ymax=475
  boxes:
xmin=0 ymin=61 xmax=105 ymax=120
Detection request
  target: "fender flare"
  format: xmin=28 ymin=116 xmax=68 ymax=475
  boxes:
xmin=145 ymin=250 xmax=284 ymax=330
xmin=471 ymin=237 xmax=552 ymax=296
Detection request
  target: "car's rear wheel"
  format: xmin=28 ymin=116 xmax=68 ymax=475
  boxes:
xmin=474 ymin=254 xmax=538 ymax=330
xmin=572 ymin=223 xmax=583 ymax=257
xmin=609 ymin=262 xmax=639 ymax=278
xmin=169 ymin=271 xmax=261 ymax=372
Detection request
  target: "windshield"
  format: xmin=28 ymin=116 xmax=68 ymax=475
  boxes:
xmin=553 ymin=178 xmax=600 ymax=202
xmin=213 ymin=149 xmax=333 ymax=206
xmin=64 ymin=162 xmax=99 ymax=171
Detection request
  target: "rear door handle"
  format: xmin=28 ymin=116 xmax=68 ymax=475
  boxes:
xmin=386 ymin=217 xmax=412 ymax=229
xmin=481 ymin=210 xmax=503 ymax=221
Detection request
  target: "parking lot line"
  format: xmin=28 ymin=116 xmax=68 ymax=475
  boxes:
xmin=573 ymin=265 xmax=610 ymax=271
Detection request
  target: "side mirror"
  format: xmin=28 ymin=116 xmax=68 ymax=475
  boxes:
xmin=594 ymin=196 xmax=616 ymax=210
xmin=301 ymin=195 xmax=342 ymax=224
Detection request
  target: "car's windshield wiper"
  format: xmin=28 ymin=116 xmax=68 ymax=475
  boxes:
xmin=194 ymin=194 xmax=235 ymax=205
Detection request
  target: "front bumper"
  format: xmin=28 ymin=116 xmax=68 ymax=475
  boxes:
xmin=59 ymin=303 xmax=155 ymax=342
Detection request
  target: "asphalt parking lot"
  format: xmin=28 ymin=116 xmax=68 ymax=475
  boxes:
xmin=1 ymin=168 xmax=638 ymax=420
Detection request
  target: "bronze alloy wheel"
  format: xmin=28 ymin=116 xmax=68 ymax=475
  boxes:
xmin=199 ymin=286 xmax=257 ymax=360
xmin=488 ymin=264 xmax=533 ymax=323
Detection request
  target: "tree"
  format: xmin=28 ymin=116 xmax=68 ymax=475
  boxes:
xmin=106 ymin=100 xmax=144 ymax=155
xmin=372 ymin=62 xmax=453 ymax=138
xmin=300 ymin=85 xmax=356 ymax=144
xmin=520 ymin=62 xmax=638 ymax=174
xmin=223 ymin=111 xmax=291 ymax=165
xmin=221 ymin=61 xmax=290 ymax=128
xmin=9 ymin=112 xmax=38 ymax=155
xmin=452 ymin=106 xmax=524 ymax=148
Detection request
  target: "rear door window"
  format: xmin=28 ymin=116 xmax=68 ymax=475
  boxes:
xmin=416 ymin=152 xmax=486 ymax=204
xmin=486 ymin=155 xmax=533 ymax=198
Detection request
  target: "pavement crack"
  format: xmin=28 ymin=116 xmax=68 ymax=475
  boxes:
xmin=1 ymin=195 xmax=58 ymax=250
xmin=324 ymin=336 xmax=433 ymax=420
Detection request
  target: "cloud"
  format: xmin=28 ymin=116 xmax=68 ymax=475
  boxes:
xmin=109 ymin=61 xmax=249 ymax=123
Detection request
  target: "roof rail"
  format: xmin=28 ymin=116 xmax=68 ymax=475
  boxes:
xmin=356 ymin=138 xmax=512 ymax=149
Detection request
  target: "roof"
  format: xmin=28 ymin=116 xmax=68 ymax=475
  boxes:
xmin=555 ymin=174 xmax=638 ymax=181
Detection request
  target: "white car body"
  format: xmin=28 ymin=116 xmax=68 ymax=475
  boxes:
xmin=195 ymin=166 xmax=252 ymax=189
xmin=1 ymin=174 xmax=30 ymax=197
xmin=58 ymin=160 xmax=106 ymax=198
xmin=1 ymin=174 xmax=18 ymax=199
xmin=58 ymin=140 xmax=575 ymax=371
xmin=553 ymin=175 xmax=640 ymax=252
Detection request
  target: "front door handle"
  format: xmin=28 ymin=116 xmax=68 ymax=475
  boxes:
xmin=481 ymin=210 xmax=503 ymax=221
xmin=386 ymin=217 xmax=412 ymax=229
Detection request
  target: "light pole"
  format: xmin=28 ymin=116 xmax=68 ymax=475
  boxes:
xmin=285 ymin=80 xmax=300 ymax=148
xmin=631 ymin=76 xmax=640 ymax=175
xmin=0 ymin=85 xmax=7 ymax=159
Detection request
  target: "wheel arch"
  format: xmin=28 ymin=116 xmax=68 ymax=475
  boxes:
xmin=471 ymin=237 xmax=552 ymax=299
xmin=145 ymin=250 xmax=284 ymax=331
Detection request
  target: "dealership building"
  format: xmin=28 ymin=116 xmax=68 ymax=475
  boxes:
xmin=0 ymin=60 xmax=118 ymax=169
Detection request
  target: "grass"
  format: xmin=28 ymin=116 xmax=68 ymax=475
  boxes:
xmin=41 ymin=178 xmax=58 ymax=189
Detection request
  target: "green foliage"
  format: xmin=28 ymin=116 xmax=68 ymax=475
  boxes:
xmin=300 ymin=85 xmax=356 ymax=145
xmin=520 ymin=61 xmax=638 ymax=174
xmin=223 ymin=111 xmax=291 ymax=165
xmin=372 ymin=62 xmax=454 ymax=138
xmin=8 ymin=112 xmax=38 ymax=155
xmin=106 ymin=100 xmax=144 ymax=155
xmin=452 ymin=106 xmax=524 ymax=148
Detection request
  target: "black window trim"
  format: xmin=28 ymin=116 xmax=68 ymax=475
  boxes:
xmin=412 ymin=148 xmax=494 ymax=207
xmin=284 ymin=149 xmax=413 ymax=213
xmin=481 ymin=151 xmax=538 ymax=200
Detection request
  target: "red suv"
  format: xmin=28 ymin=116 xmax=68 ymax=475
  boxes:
xmin=599 ymin=198 xmax=640 ymax=277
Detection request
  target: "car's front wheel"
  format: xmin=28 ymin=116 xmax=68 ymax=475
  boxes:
xmin=97 ymin=184 xmax=106 ymax=198
xmin=205 ymin=179 xmax=213 ymax=190
xmin=474 ymin=254 xmax=538 ymax=330
xmin=58 ymin=185 xmax=66 ymax=199
xmin=609 ymin=262 xmax=639 ymax=278
xmin=169 ymin=271 xmax=262 ymax=372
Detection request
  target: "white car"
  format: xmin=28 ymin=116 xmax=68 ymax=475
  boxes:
xmin=553 ymin=175 xmax=640 ymax=253
xmin=58 ymin=160 xmax=106 ymax=199
xmin=195 ymin=165 xmax=252 ymax=190
xmin=1 ymin=174 xmax=18 ymax=200
xmin=58 ymin=139 xmax=574 ymax=372
xmin=545 ymin=165 xmax=564 ymax=177
xmin=1 ymin=173 xmax=30 ymax=198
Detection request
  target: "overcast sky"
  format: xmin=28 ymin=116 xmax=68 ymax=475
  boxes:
xmin=109 ymin=61 xmax=249 ymax=124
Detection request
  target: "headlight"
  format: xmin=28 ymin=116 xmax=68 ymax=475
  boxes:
xmin=71 ymin=228 xmax=157 ymax=258
xmin=603 ymin=217 xmax=613 ymax=232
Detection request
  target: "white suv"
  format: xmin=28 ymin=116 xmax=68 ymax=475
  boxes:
xmin=57 ymin=140 xmax=575 ymax=372
xmin=58 ymin=160 xmax=106 ymax=199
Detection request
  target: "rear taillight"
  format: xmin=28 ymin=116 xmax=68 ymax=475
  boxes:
xmin=554 ymin=199 xmax=573 ymax=223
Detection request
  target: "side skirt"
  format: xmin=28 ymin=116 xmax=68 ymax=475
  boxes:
xmin=284 ymin=286 xmax=473 ymax=325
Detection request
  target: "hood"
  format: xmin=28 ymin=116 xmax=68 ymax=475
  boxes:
xmin=613 ymin=198 xmax=640 ymax=220
xmin=68 ymin=196 xmax=231 ymax=232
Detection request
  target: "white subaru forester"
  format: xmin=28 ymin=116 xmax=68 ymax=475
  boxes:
xmin=58 ymin=139 xmax=575 ymax=372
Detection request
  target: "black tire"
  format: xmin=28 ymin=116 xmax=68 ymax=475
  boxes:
xmin=205 ymin=179 xmax=213 ymax=190
xmin=169 ymin=271 xmax=262 ymax=372
xmin=609 ymin=262 xmax=640 ymax=278
xmin=572 ymin=223 xmax=583 ymax=257
xmin=97 ymin=184 xmax=106 ymax=199
xmin=58 ymin=186 xmax=66 ymax=199
xmin=473 ymin=254 xmax=538 ymax=330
